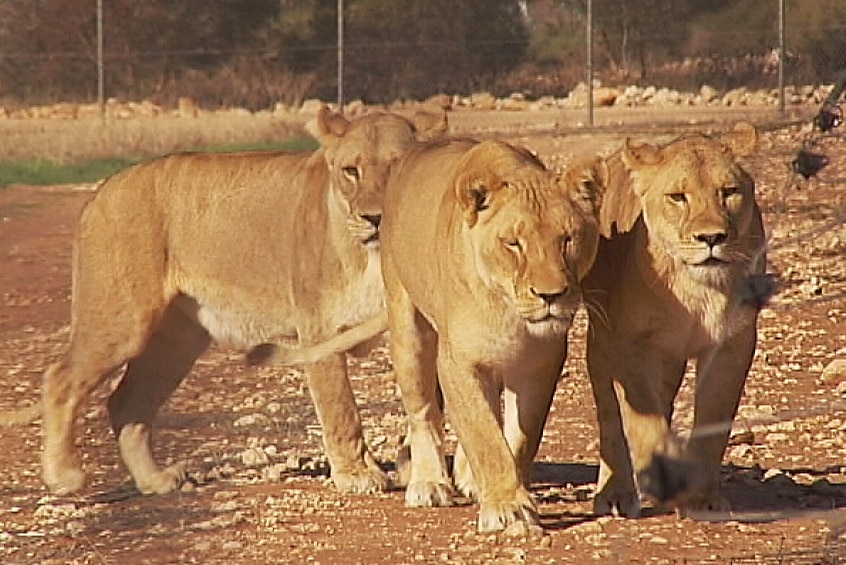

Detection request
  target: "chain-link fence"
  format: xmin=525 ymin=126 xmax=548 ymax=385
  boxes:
xmin=0 ymin=1 xmax=844 ymax=111
xmin=573 ymin=0 xmax=846 ymax=124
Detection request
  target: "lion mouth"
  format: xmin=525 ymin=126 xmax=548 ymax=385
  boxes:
xmin=525 ymin=315 xmax=572 ymax=337
xmin=697 ymin=257 xmax=728 ymax=267
xmin=684 ymin=249 xmax=731 ymax=267
xmin=363 ymin=231 xmax=379 ymax=245
xmin=522 ymin=308 xmax=575 ymax=334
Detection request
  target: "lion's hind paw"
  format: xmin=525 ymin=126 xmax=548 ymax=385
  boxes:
xmin=332 ymin=467 xmax=390 ymax=495
xmin=405 ymin=481 xmax=455 ymax=507
xmin=135 ymin=462 xmax=188 ymax=495
xmin=592 ymin=488 xmax=642 ymax=518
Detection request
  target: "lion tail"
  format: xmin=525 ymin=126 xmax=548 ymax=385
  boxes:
xmin=246 ymin=311 xmax=389 ymax=367
xmin=0 ymin=401 xmax=42 ymax=427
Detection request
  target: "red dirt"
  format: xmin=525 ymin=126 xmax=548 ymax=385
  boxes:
xmin=1 ymin=109 xmax=845 ymax=564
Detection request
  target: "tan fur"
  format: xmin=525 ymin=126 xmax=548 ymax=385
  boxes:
xmin=583 ymin=122 xmax=764 ymax=517
xmin=33 ymin=106 xmax=447 ymax=497
xmin=381 ymin=138 xmax=605 ymax=532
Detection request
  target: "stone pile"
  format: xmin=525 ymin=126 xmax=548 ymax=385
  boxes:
xmin=0 ymin=81 xmax=833 ymax=121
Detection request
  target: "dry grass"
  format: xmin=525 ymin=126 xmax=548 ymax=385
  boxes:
xmin=0 ymin=111 xmax=310 ymax=164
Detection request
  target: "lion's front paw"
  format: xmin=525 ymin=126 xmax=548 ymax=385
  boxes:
xmin=405 ymin=480 xmax=455 ymax=507
xmin=331 ymin=466 xmax=389 ymax=495
xmin=135 ymin=462 xmax=188 ymax=495
xmin=42 ymin=458 xmax=87 ymax=496
xmin=477 ymin=497 xmax=539 ymax=533
xmin=592 ymin=487 xmax=641 ymax=518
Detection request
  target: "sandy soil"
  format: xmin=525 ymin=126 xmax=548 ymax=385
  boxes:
xmin=1 ymin=106 xmax=845 ymax=564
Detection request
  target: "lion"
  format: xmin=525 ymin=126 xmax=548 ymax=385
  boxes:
xmin=380 ymin=138 xmax=606 ymax=532
xmin=26 ymin=105 xmax=447 ymax=497
xmin=582 ymin=122 xmax=765 ymax=518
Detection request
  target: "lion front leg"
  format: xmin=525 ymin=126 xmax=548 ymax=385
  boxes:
xmin=589 ymin=386 xmax=641 ymax=517
xmin=304 ymin=353 xmax=388 ymax=494
xmin=452 ymin=376 xmax=503 ymax=501
xmin=681 ymin=327 xmax=756 ymax=514
xmin=586 ymin=336 xmax=641 ymax=518
xmin=452 ymin=364 xmax=561 ymax=510
xmin=438 ymin=352 xmax=538 ymax=533
xmin=614 ymin=355 xmax=688 ymax=511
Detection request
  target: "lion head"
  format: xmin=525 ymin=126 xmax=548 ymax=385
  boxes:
xmin=310 ymin=106 xmax=447 ymax=246
xmin=601 ymin=122 xmax=762 ymax=290
xmin=454 ymin=140 xmax=606 ymax=336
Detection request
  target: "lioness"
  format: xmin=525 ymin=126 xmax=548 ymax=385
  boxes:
xmin=583 ymin=123 xmax=764 ymax=517
xmin=381 ymin=138 xmax=605 ymax=532
xmin=37 ymin=106 xmax=446 ymax=496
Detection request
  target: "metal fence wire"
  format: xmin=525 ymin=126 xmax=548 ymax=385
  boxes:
xmin=1 ymin=1 xmax=845 ymax=110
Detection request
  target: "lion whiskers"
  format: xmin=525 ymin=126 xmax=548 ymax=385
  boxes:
xmin=582 ymin=291 xmax=610 ymax=332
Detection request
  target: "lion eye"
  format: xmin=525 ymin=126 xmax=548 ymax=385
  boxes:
xmin=342 ymin=166 xmax=361 ymax=181
xmin=667 ymin=192 xmax=687 ymax=204
xmin=721 ymin=186 xmax=740 ymax=199
xmin=503 ymin=238 xmax=522 ymax=252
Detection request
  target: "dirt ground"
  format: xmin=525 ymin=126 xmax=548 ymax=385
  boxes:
xmin=1 ymin=106 xmax=845 ymax=564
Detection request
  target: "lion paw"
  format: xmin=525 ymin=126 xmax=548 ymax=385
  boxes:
xmin=331 ymin=467 xmax=389 ymax=495
xmin=135 ymin=462 xmax=187 ymax=495
xmin=592 ymin=489 xmax=641 ymax=518
xmin=676 ymin=491 xmax=731 ymax=517
xmin=453 ymin=469 xmax=480 ymax=501
xmin=42 ymin=462 xmax=87 ymax=496
xmin=405 ymin=481 xmax=455 ymax=507
xmin=452 ymin=451 xmax=479 ymax=501
xmin=477 ymin=499 xmax=539 ymax=533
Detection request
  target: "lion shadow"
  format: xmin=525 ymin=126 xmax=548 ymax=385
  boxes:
xmin=527 ymin=461 xmax=846 ymax=531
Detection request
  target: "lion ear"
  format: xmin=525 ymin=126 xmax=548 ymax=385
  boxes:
xmin=306 ymin=106 xmax=351 ymax=147
xmin=599 ymin=149 xmax=644 ymax=238
xmin=411 ymin=106 xmax=448 ymax=142
xmin=621 ymin=137 xmax=663 ymax=169
xmin=720 ymin=121 xmax=757 ymax=157
xmin=562 ymin=157 xmax=607 ymax=217
xmin=455 ymin=170 xmax=497 ymax=228
xmin=454 ymin=141 xmax=510 ymax=227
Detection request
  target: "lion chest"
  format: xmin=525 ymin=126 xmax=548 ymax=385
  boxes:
xmin=324 ymin=248 xmax=386 ymax=332
xmin=616 ymin=275 xmax=754 ymax=358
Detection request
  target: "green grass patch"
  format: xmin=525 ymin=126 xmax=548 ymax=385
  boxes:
xmin=0 ymin=158 xmax=139 ymax=187
xmin=0 ymin=137 xmax=319 ymax=188
xmin=186 ymin=138 xmax=318 ymax=154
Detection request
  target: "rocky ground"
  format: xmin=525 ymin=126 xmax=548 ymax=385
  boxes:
xmin=0 ymin=106 xmax=845 ymax=564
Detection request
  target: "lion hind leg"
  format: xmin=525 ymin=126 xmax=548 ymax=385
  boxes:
xmin=107 ymin=302 xmax=210 ymax=495
xmin=388 ymin=301 xmax=453 ymax=506
xmin=41 ymin=336 xmax=142 ymax=495
xmin=452 ymin=443 xmax=477 ymax=501
xmin=304 ymin=353 xmax=388 ymax=494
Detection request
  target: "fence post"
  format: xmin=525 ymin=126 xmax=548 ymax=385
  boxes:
xmin=586 ymin=0 xmax=594 ymax=127
xmin=778 ymin=0 xmax=785 ymax=117
xmin=97 ymin=0 xmax=105 ymax=122
xmin=337 ymin=0 xmax=344 ymax=113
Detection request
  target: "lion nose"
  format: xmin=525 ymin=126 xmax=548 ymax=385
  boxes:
xmin=531 ymin=287 xmax=566 ymax=305
xmin=695 ymin=231 xmax=727 ymax=248
xmin=361 ymin=214 xmax=382 ymax=230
